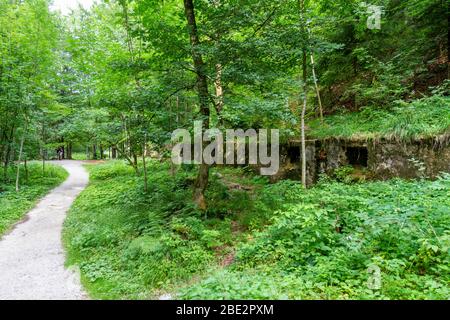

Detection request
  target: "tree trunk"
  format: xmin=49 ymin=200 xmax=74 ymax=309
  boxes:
xmin=310 ymin=52 xmax=323 ymax=122
xmin=175 ymin=95 xmax=180 ymax=127
xmin=214 ymin=63 xmax=224 ymax=123
xmin=133 ymin=152 xmax=138 ymax=168
xmin=67 ymin=142 xmax=72 ymax=159
xmin=142 ymin=133 xmax=148 ymax=193
xmin=3 ymin=125 xmax=15 ymax=182
xmin=16 ymin=120 xmax=28 ymax=192
xmin=112 ymin=143 xmax=139 ymax=173
xmin=112 ymin=146 xmax=117 ymax=159
xmin=24 ymin=157 xmax=28 ymax=184
xmin=41 ymin=121 xmax=46 ymax=176
xmin=42 ymin=153 xmax=46 ymax=176
xmin=300 ymin=0 xmax=308 ymax=188
xmin=184 ymin=0 xmax=211 ymax=210
xmin=301 ymin=85 xmax=307 ymax=188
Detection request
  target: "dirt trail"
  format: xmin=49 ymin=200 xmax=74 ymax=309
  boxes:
xmin=0 ymin=161 xmax=89 ymax=300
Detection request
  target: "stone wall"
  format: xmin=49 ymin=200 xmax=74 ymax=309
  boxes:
xmin=271 ymin=141 xmax=316 ymax=185
xmin=178 ymin=136 xmax=450 ymax=184
xmin=276 ymin=137 xmax=450 ymax=183
xmin=369 ymin=139 xmax=450 ymax=180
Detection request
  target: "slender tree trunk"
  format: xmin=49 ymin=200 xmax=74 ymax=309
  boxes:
xmin=67 ymin=142 xmax=72 ymax=159
xmin=142 ymin=133 xmax=148 ymax=193
xmin=123 ymin=116 xmax=132 ymax=160
xmin=16 ymin=120 xmax=28 ymax=192
xmin=111 ymin=143 xmax=138 ymax=173
xmin=300 ymin=0 xmax=308 ymax=188
xmin=310 ymin=53 xmax=323 ymax=122
xmin=10 ymin=134 xmax=16 ymax=166
xmin=0 ymin=129 xmax=5 ymax=167
xmin=41 ymin=121 xmax=46 ymax=176
xmin=3 ymin=125 xmax=15 ymax=182
xmin=133 ymin=152 xmax=138 ymax=167
xmin=169 ymin=98 xmax=176 ymax=176
xmin=24 ymin=157 xmax=28 ymax=184
xmin=169 ymin=98 xmax=172 ymax=131
xmin=214 ymin=63 xmax=224 ymax=123
xmin=301 ymin=87 xmax=307 ymax=188
xmin=42 ymin=154 xmax=46 ymax=176
xmin=176 ymin=96 xmax=180 ymax=125
xmin=184 ymin=0 xmax=211 ymax=210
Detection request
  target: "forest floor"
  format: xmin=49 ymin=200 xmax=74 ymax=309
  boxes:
xmin=63 ymin=160 xmax=449 ymax=299
xmin=0 ymin=161 xmax=89 ymax=300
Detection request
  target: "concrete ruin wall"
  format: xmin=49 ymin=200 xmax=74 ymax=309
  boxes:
xmin=269 ymin=141 xmax=316 ymax=185
xmin=276 ymin=137 xmax=450 ymax=184
xmin=369 ymin=139 xmax=450 ymax=180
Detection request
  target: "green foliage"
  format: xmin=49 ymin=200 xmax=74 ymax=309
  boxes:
xmin=63 ymin=161 xmax=253 ymax=299
xmin=181 ymin=175 xmax=450 ymax=299
xmin=0 ymin=0 xmax=62 ymax=168
xmin=333 ymin=165 xmax=355 ymax=183
xmin=65 ymin=161 xmax=449 ymax=299
xmin=1 ymin=0 xmax=448 ymax=302
xmin=87 ymin=161 xmax=136 ymax=180
xmin=0 ymin=163 xmax=68 ymax=236
xmin=308 ymin=95 xmax=450 ymax=141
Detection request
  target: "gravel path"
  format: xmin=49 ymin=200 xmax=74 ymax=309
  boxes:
xmin=0 ymin=161 xmax=89 ymax=300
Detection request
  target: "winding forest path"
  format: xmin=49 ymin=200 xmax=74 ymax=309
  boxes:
xmin=0 ymin=161 xmax=88 ymax=300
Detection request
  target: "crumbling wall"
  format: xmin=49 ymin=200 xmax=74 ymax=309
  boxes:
xmin=316 ymin=140 xmax=369 ymax=175
xmin=274 ymin=141 xmax=316 ymax=185
xmin=277 ymin=137 xmax=450 ymax=183
xmin=230 ymin=136 xmax=450 ymax=184
xmin=369 ymin=139 xmax=450 ymax=180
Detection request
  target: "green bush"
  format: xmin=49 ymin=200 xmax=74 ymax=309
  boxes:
xmin=65 ymin=160 xmax=450 ymax=300
xmin=64 ymin=160 xmax=243 ymax=299
xmin=0 ymin=163 xmax=68 ymax=236
xmin=181 ymin=174 xmax=450 ymax=299
xmin=88 ymin=161 xmax=136 ymax=180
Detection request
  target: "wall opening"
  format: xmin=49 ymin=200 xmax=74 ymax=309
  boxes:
xmin=346 ymin=147 xmax=368 ymax=167
xmin=288 ymin=146 xmax=301 ymax=163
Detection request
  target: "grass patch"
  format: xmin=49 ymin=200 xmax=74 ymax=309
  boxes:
xmin=308 ymin=95 xmax=450 ymax=141
xmin=181 ymin=176 xmax=450 ymax=299
xmin=0 ymin=162 xmax=68 ymax=236
xmin=71 ymin=152 xmax=88 ymax=161
xmin=63 ymin=160 xmax=265 ymax=299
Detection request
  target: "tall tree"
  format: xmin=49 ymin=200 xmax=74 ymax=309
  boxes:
xmin=183 ymin=0 xmax=211 ymax=210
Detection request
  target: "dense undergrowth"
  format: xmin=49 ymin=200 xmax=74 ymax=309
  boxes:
xmin=181 ymin=176 xmax=450 ymax=299
xmin=63 ymin=161 xmax=269 ymax=299
xmin=0 ymin=163 xmax=68 ymax=236
xmin=308 ymin=95 xmax=450 ymax=141
xmin=64 ymin=160 xmax=449 ymax=299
